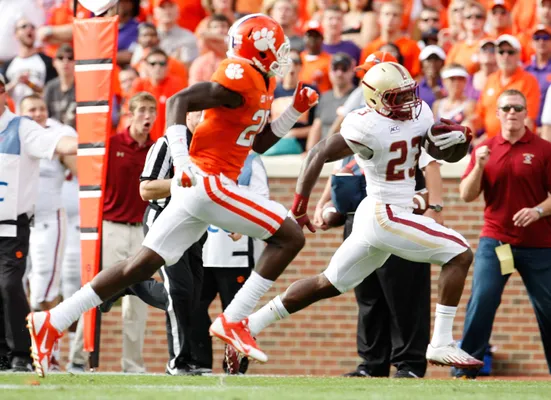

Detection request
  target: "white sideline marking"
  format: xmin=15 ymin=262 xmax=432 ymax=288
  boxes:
xmin=0 ymin=384 xmax=265 ymax=391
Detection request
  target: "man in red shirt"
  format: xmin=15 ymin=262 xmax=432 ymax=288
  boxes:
xmin=102 ymin=92 xmax=155 ymax=373
xmin=457 ymin=89 xmax=551 ymax=378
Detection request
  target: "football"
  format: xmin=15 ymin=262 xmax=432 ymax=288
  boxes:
xmin=412 ymin=190 xmax=430 ymax=215
xmin=423 ymin=123 xmax=472 ymax=163
xmin=322 ymin=201 xmax=346 ymax=228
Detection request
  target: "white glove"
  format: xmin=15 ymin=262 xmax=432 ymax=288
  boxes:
xmin=428 ymin=128 xmax=467 ymax=150
xmin=174 ymin=163 xmax=196 ymax=187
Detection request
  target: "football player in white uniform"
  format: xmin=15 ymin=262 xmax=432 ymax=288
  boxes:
xmin=243 ymin=62 xmax=483 ymax=368
xmin=20 ymin=95 xmax=77 ymax=370
xmin=20 ymin=94 xmax=78 ymax=315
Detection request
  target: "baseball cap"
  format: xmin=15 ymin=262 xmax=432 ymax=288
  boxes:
xmin=479 ymin=38 xmax=496 ymax=49
xmin=303 ymin=20 xmax=323 ymax=36
xmin=488 ymin=0 xmax=511 ymax=11
xmin=355 ymin=51 xmax=398 ymax=76
xmin=331 ymin=53 xmax=353 ymax=70
xmin=0 ymin=74 xmax=5 ymax=86
xmin=55 ymin=43 xmax=74 ymax=58
xmin=441 ymin=65 xmax=469 ymax=79
xmin=419 ymin=45 xmax=446 ymax=61
xmin=496 ymin=34 xmax=521 ymax=51
xmin=533 ymin=24 xmax=551 ymax=36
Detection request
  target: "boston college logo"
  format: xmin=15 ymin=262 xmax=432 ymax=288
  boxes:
xmin=523 ymin=153 xmax=535 ymax=164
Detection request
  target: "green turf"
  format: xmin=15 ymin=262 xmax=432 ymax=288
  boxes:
xmin=1 ymin=373 xmax=550 ymax=400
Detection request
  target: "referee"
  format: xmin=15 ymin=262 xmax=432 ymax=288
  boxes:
xmin=100 ymin=133 xmax=208 ymax=376
xmin=0 ymin=80 xmax=77 ymax=372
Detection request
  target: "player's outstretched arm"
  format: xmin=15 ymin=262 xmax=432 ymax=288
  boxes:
xmin=253 ymin=82 xmax=319 ymax=154
xmin=165 ymin=82 xmax=243 ymax=127
xmin=290 ymin=134 xmax=354 ymax=232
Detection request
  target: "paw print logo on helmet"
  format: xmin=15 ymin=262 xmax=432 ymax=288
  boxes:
xmin=252 ymin=28 xmax=276 ymax=52
xmin=227 ymin=14 xmax=291 ymax=78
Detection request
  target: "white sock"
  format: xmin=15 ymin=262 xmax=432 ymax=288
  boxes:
xmin=49 ymin=284 xmax=102 ymax=332
xmin=248 ymin=296 xmax=290 ymax=337
xmin=223 ymin=271 xmax=274 ymax=322
xmin=430 ymin=303 xmax=457 ymax=347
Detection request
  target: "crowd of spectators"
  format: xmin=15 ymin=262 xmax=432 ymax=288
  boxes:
xmin=2 ymin=0 xmax=551 ymax=152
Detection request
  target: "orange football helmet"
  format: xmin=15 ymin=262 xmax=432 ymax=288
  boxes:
xmin=227 ymin=14 xmax=291 ymax=78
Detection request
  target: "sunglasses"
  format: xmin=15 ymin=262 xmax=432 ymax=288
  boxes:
xmin=491 ymin=8 xmax=508 ymax=15
xmin=499 ymin=105 xmax=526 ymax=112
xmin=533 ymin=34 xmax=551 ymax=41
xmin=498 ymin=49 xmax=517 ymax=55
xmin=148 ymin=61 xmax=167 ymax=67
xmin=290 ymin=58 xmax=302 ymax=65
xmin=56 ymin=55 xmax=74 ymax=61
xmin=16 ymin=23 xmax=35 ymax=30
xmin=481 ymin=46 xmax=496 ymax=53
xmin=465 ymin=14 xmax=485 ymax=20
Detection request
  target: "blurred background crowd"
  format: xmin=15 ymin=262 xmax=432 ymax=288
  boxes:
xmin=3 ymin=0 xmax=551 ymax=154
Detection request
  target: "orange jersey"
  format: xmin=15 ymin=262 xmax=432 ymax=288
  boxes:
xmin=190 ymin=59 xmax=276 ymax=181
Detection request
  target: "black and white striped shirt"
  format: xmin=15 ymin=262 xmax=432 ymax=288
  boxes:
xmin=140 ymin=136 xmax=173 ymax=216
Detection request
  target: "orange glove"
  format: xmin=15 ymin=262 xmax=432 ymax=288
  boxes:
xmin=292 ymin=81 xmax=319 ymax=114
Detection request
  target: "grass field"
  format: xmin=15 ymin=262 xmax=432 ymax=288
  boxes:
xmin=1 ymin=373 xmax=551 ymax=400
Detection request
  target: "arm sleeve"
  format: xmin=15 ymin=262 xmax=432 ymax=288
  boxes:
xmin=541 ymin=86 xmax=551 ymax=125
xmin=340 ymin=112 xmax=375 ymax=160
xmin=418 ymin=147 xmax=440 ymax=170
xmin=461 ymin=147 xmax=478 ymax=180
xmin=20 ymin=118 xmax=65 ymax=160
xmin=141 ymin=137 xmax=172 ymax=181
xmin=244 ymin=157 xmax=270 ymax=199
xmin=40 ymin=53 xmax=58 ymax=83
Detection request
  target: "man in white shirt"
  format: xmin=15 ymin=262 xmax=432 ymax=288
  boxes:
xmin=0 ymin=76 xmax=76 ymax=372
xmin=1 ymin=17 xmax=57 ymax=112
xmin=0 ymin=0 xmax=45 ymax=63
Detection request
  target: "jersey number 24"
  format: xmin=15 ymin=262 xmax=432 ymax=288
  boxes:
xmin=236 ymin=109 xmax=270 ymax=147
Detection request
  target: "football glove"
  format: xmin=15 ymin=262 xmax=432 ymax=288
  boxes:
xmin=428 ymin=118 xmax=468 ymax=150
xmin=292 ymin=82 xmax=319 ymax=113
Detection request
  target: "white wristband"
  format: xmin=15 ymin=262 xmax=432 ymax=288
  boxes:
xmin=270 ymin=106 xmax=302 ymax=138
xmin=166 ymin=124 xmax=190 ymax=168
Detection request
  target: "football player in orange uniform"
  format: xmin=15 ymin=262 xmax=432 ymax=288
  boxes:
xmin=26 ymin=14 xmax=318 ymax=377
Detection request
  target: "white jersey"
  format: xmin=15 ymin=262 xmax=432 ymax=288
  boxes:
xmin=35 ymin=119 xmax=77 ymax=218
xmin=340 ymin=101 xmax=434 ymax=206
xmin=62 ymin=173 xmax=79 ymax=218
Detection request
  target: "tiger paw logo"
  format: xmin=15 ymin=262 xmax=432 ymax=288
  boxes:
xmin=225 ymin=63 xmax=244 ymax=80
xmin=252 ymin=28 xmax=275 ymax=52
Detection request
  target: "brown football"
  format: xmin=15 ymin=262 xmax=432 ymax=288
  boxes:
xmin=423 ymin=124 xmax=472 ymax=163
xmin=322 ymin=201 xmax=346 ymax=227
xmin=412 ymin=191 xmax=430 ymax=215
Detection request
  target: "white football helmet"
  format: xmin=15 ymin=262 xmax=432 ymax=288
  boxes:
xmin=361 ymin=62 xmax=421 ymax=121
xmin=79 ymin=0 xmax=119 ymax=16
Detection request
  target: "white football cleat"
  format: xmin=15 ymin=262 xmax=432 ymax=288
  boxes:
xmin=426 ymin=342 xmax=484 ymax=369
